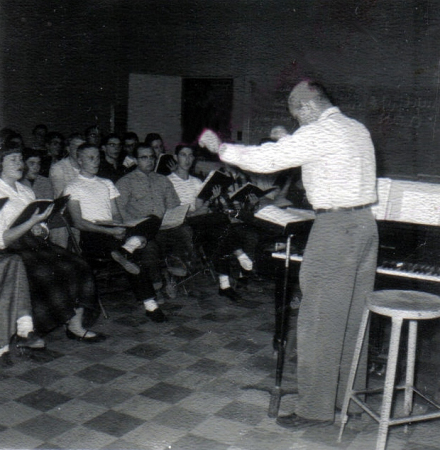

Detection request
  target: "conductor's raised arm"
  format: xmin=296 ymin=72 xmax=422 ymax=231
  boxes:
xmin=198 ymin=129 xmax=222 ymax=154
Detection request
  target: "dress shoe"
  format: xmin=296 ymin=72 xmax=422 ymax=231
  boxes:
xmin=165 ymin=280 xmax=177 ymax=299
xmin=145 ymin=308 xmax=168 ymax=323
xmin=65 ymin=328 xmax=107 ymax=343
xmin=218 ymin=287 xmax=241 ymax=302
xmin=236 ymin=276 xmax=249 ymax=290
xmin=166 ymin=256 xmax=188 ymax=277
xmin=14 ymin=332 xmax=46 ymax=349
xmin=0 ymin=352 xmax=13 ymax=368
xmin=111 ymin=250 xmax=140 ymax=275
xmin=276 ymin=413 xmax=333 ymax=429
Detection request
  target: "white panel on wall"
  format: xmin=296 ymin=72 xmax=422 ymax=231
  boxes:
xmin=127 ymin=73 xmax=182 ymax=151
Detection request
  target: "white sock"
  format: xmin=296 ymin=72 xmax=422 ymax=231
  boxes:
xmin=0 ymin=344 xmax=9 ymax=356
xmin=219 ymin=275 xmax=230 ymax=290
xmin=237 ymin=253 xmax=253 ymax=271
xmin=67 ymin=308 xmax=96 ymax=337
xmin=16 ymin=315 xmax=34 ymax=337
xmin=143 ymin=299 xmax=158 ymax=311
xmin=122 ymin=236 xmax=144 ymax=254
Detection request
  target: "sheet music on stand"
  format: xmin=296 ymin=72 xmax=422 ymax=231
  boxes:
xmin=373 ymin=178 xmax=440 ymax=226
xmin=371 ymin=177 xmax=393 ymax=221
xmin=386 ymin=179 xmax=440 ymax=225
xmin=253 ymin=205 xmax=315 ymax=236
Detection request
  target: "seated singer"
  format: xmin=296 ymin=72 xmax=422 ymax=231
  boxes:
xmin=0 ymin=146 xmax=105 ymax=342
xmin=65 ymin=143 xmax=166 ymax=323
xmin=168 ymin=144 xmax=254 ymax=301
xmin=116 ymin=143 xmax=193 ymax=299
xmin=199 ymin=80 xmax=378 ymax=429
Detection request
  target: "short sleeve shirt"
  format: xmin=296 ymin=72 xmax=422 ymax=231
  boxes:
xmin=168 ymin=172 xmax=202 ymax=211
xmin=65 ymin=174 xmax=119 ymax=222
xmin=0 ymin=179 xmax=36 ymax=249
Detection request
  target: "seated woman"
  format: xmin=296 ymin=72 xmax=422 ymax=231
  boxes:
xmin=168 ymin=144 xmax=254 ymax=301
xmin=0 ymin=146 xmax=105 ymax=343
xmin=0 ymin=253 xmax=46 ymax=367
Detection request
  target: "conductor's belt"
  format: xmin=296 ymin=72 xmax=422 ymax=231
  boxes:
xmin=314 ymin=203 xmax=373 ymax=214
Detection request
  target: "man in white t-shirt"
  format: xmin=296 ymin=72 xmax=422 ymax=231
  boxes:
xmin=168 ymin=144 xmax=255 ymax=302
xmin=65 ymin=143 xmax=167 ymax=323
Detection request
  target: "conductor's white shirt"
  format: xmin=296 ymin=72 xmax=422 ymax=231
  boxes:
xmin=219 ymin=107 xmax=377 ymax=210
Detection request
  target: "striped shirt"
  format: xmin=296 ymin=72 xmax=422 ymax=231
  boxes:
xmin=168 ymin=173 xmax=202 ymax=211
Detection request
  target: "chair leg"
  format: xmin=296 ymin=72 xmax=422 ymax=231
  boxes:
xmin=338 ymin=307 xmax=371 ymax=442
xmin=97 ymin=296 xmax=109 ymax=319
xmin=403 ymin=320 xmax=417 ymax=429
xmin=376 ymin=317 xmax=403 ymax=450
xmin=197 ymin=244 xmax=217 ymax=281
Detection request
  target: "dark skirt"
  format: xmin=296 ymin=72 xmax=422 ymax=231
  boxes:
xmin=9 ymin=234 xmax=100 ymax=334
xmin=0 ymin=253 xmax=32 ymax=347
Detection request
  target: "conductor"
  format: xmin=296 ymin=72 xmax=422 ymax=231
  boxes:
xmin=199 ymin=80 xmax=378 ymax=428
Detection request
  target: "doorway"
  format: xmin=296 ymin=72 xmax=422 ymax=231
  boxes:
xmin=181 ymin=78 xmax=233 ymax=144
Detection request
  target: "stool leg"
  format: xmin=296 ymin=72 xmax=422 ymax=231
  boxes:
xmin=376 ymin=317 xmax=403 ymax=450
xmin=403 ymin=320 xmax=417 ymax=431
xmin=338 ymin=307 xmax=370 ymax=443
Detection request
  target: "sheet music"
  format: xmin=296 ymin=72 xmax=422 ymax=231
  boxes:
xmin=371 ymin=177 xmax=392 ymax=220
xmin=160 ymin=204 xmax=190 ymax=230
xmin=254 ymin=205 xmax=315 ymax=226
xmin=399 ymin=191 xmax=440 ymax=225
xmin=385 ymin=179 xmax=440 ymax=225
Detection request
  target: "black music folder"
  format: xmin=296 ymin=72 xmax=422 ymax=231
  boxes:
xmin=155 ymin=154 xmax=175 ymax=176
xmin=12 ymin=195 xmax=70 ymax=228
xmin=95 ymin=214 xmax=162 ymax=240
xmin=197 ymin=170 xmax=234 ymax=202
xmin=229 ymin=182 xmax=277 ymax=203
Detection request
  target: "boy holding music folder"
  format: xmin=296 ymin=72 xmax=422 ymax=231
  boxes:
xmin=65 ymin=143 xmax=167 ymax=323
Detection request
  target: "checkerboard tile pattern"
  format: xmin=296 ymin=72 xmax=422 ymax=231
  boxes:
xmin=1 ymin=275 xmax=440 ymax=450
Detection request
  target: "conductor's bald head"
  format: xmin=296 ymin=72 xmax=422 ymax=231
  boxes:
xmin=288 ymin=81 xmax=333 ymax=126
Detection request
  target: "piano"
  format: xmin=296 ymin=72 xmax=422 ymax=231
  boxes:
xmin=272 ymin=220 xmax=440 ymax=290
xmin=270 ymin=178 xmax=440 ymax=357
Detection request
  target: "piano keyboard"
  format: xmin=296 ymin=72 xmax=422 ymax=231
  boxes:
xmin=271 ymin=252 xmax=440 ymax=283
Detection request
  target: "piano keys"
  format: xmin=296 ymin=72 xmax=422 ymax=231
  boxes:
xmin=272 ymin=220 xmax=440 ymax=292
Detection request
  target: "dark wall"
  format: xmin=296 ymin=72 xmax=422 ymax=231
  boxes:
xmin=2 ymin=1 xmax=124 ymax=139
xmin=2 ymin=0 xmax=440 ymax=178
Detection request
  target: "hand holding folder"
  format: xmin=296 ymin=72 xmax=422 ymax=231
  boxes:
xmin=11 ymin=195 xmax=70 ymax=228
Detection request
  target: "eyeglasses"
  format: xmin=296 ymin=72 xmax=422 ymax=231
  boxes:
xmin=107 ymin=143 xmax=121 ymax=147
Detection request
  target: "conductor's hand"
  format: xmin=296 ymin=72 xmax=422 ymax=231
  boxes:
xmin=109 ymin=226 xmax=126 ymax=241
xmin=198 ymin=129 xmax=222 ymax=154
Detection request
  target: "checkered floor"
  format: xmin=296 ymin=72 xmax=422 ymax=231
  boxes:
xmin=1 ymin=273 xmax=440 ymax=450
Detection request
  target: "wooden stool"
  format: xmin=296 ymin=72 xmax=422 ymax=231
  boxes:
xmin=338 ymin=290 xmax=440 ymax=450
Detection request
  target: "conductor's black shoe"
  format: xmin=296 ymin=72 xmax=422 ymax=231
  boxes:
xmin=111 ymin=250 xmax=140 ymax=275
xmin=276 ymin=413 xmax=333 ymax=429
xmin=146 ymin=308 xmax=168 ymax=323
xmin=14 ymin=332 xmax=46 ymax=349
xmin=218 ymin=287 xmax=241 ymax=302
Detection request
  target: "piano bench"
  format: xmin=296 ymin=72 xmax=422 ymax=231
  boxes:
xmin=338 ymin=289 xmax=440 ymax=450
